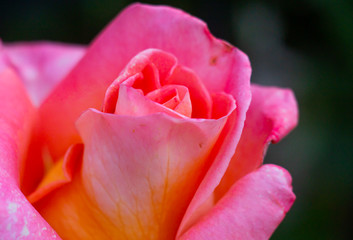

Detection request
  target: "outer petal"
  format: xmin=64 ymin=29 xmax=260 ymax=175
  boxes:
xmin=1 ymin=42 xmax=85 ymax=105
xmin=39 ymin=3 xmax=251 ymax=159
xmin=215 ymin=85 xmax=298 ymax=200
xmin=34 ymin=109 xmax=230 ymax=239
xmin=178 ymin=164 xmax=295 ymax=240
xmin=0 ymin=69 xmax=59 ymax=239
xmin=177 ymin=29 xmax=251 ymax=237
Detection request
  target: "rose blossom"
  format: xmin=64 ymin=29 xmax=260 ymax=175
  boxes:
xmin=0 ymin=3 xmax=298 ymax=240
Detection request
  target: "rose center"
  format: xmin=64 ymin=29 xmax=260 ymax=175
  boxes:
xmin=103 ymin=48 xmax=213 ymax=119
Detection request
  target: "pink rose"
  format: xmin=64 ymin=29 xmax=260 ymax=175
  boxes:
xmin=0 ymin=3 xmax=298 ymax=240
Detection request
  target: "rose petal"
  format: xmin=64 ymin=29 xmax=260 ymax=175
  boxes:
xmin=163 ymin=65 xmax=212 ymax=118
xmin=115 ymin=85 xmax=186 ymax=118
xmin=34 ymin=108 xmax=231 ymax=239
xmin=1 ymin=41 xmax=85 ymax=105
xmin=178 ymin=164 xmax=295 ymax=240
xmin=0 ymin=69 xmax=59 ymax=239
xmin=104 ymin=49 xmax=202 ymax=118
xmin=177 ymin=29 xmax=251 ymax=238
xmin=145 ymin=85 xmax=193 ymax=117
xmin=211 ymin=92 xmax=238 ymax=119
xmin=215 ymin=85 xmax=299 ymax=200
xmin=39 ymin=3 xmax=251 ymax=159
xmin=27 ymin=144 xmax=83 ymax=204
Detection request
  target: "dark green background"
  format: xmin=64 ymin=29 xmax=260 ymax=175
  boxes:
xmin=1 ymin=0 xmax=352 ymax=239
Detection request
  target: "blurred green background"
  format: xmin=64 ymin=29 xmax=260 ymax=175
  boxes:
xmin=1 ymin=0 xmax=352 ymax=239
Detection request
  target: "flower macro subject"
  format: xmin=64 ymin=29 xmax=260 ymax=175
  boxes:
xmin=0 ymin=3 xmax=298 ymax=240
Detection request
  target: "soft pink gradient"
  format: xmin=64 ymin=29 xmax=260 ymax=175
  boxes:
xmin=0 ymin=69 xmax=59 ymax=239
xmin=1 ymin=41 xmax=85 ymax=105
xmin=0 ymin=3 xmax=298 ymax=240
xmin=38 ymin=3 xmax=251 ymax=160
xmin=179 ymin=165 xmax=295 ymax=240
xmin=214 ymin=85 xmax=298 ymax=201
xmin=0 ymin=41 xmax=86 ymax=196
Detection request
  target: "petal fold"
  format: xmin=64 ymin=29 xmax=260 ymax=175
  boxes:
xmin=27 ymin=144 xmax=83 ymax=204
xmin=215 ymin=85 xmax=298 ymax=200
xmin=115 ymin=85 xmax=185 ymax=118
xmin=179 ymin=164 xmax=295 ymax=240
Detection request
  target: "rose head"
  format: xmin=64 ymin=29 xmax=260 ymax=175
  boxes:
xmin=0 ymin=3 xmax=298 ymax=240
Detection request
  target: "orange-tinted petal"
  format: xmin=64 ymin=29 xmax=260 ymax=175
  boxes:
xmin=35 ymin=108 xmax=230 ymax=239
xmin=28 ymin=144 xmax=83 ymax=204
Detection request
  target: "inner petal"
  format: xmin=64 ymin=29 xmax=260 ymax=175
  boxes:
xmin=163 ymin=65 xmax=212 ymax=119
xmin=130 ymin=63 xmax=161 ymax=94
xmin=146 ymin=85 xmax=192 ymax=117
xmin=115 ymin=85 xmax=185 ymax=119
xmin=103 ymin=49 xmax=213 ymax=119
xmin=103 ymin=49 xmax=177 ymax=114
